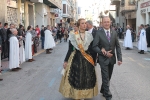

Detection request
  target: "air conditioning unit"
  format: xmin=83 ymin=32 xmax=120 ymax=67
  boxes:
xmin=50 ymin=8 xmax=54 ymax=13
xmin=43 ymin=8 xmax=47 ymax=15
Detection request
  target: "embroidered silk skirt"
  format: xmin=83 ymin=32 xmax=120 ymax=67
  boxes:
xmin=59 ymin=50 xmax=98 ymax=99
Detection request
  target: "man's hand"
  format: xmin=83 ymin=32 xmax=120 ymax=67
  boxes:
xmin=118 ymin=61 xmax=122 ymax=66
xmin=106 ymin=50 xmax=113 ymax=58
xmin=63 ymin=62 xmax=68 ymax=69
xmin=101 ymin=48 xmax=107 ymax=55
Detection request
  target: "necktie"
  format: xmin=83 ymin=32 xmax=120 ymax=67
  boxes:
xmin=106 ymin=31 xmax=110 ymax=42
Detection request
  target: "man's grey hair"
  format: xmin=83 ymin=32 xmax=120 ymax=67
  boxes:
xmin=10 ymin=28 xmax=17 ymax=33
xmin=86 ymin=20 xmax=93 ymax=26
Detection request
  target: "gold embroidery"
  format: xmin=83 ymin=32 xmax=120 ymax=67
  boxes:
xmin=59 ymin=51 xmax=98 ymax=99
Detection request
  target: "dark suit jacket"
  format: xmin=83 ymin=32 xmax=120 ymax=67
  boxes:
xmin=92 ymin=28 xmax=122 ymax=65
xmin=89 ymin=28 xmax=97 ymax=64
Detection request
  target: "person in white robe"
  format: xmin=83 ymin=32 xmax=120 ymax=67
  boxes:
xmin=123 ymin=25 xmax=133 ymax=49
xmin=25 ymin=26 xmax=34 ymax=62
xmin=44 ymin=25 xmax=56 ymax=54
xmin=19 ymin=39 xmax=25 ymax=64
xmin=9 ymin=28 xmax=21 ymax=71
xmin=138 ymin=24 xmax=147 ymax=54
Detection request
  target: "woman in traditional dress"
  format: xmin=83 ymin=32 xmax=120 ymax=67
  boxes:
xmin=59 ymin=18 xmax=98 ymax=100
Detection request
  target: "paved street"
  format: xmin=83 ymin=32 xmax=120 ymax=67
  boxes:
xmin=0 ymin=41 xmax=150 ymax=100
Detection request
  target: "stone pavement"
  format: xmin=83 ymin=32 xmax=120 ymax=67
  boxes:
xmin=1 ymin=40 xmax=150 ymax=100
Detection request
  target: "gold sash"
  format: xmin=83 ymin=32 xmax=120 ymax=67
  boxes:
xmin=74 ymin=31 xmax=95 ymax=66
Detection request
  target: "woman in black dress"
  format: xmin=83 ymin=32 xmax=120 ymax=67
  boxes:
xmin=59 ymin=18 xmax=98 ymax=100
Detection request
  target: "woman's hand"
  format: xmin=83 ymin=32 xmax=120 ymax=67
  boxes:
xmin=63 ymin=62 xmax=68 ymax=69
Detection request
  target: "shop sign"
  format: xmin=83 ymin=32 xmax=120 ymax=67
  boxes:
xmin=55 ymin=14 xmax=58 ymax=17
xmin=7 ymin=0 xmax=17 ymax=8
xmin=141 ymin=1 xmax=150 ymax=8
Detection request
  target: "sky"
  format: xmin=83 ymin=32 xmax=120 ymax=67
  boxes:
xmin=77 ymin=0 xmax=111 ymax=7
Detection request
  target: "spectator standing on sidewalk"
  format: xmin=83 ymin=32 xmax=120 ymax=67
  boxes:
xmin=63 ymin=28 xmax=68 ymax=42
xmin=57 ymin=28 xmax=62 ymax=43
xmin=35 ymin=25 xmax=40 ymax=38
xmin=138 ymin=24 xmax=147 ymax=54
xmin=118 ymin=26 xmax=123 ymax=39
xmin=1 ymin=23 xmax=8 ymax=59
xmin=7 ymin=23 xmax=15 ymax=60
xmin=0 ymin=22 xmax=3 ymax=81
xmin=40 ymin=25 xmax=45 ymax=49
xmin=146 ymin=24 xmax=150 ymax=47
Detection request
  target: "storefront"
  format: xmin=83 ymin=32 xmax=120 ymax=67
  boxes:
xmin=125 ymin=11 xmax=136 ymax=30
xmin=136 ymin=0 xmax=150 ymax=32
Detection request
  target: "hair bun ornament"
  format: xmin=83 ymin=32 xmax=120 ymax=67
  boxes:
xmin=104 ymin=10 xmax=109 ymax=15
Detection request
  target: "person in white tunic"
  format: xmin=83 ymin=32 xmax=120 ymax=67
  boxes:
xmin=25 ymin=26 xmax=34 ymax=62
xmin=123 ymin=25 xmax=133 ymax=49
xmin=44 ymin=25 xmax=55 ymax=54
xmin=19 ymin=39 xmax=25 ymax=64
xmin=9 ymin=28 xmax=21 ymax=71
xmin=138 ymin=24 xmax=147 ymax=54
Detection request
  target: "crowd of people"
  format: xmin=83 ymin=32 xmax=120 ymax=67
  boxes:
xmin=0 ymin=22 xmax=57 ymax=81
xmin=0 ymin=16 xmax=149 ymax=100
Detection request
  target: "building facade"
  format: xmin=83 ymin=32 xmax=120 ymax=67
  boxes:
xmin=34 ymin=0 xmax=62 ymax=28
xmin=0 ymin=0 xmax=62 ymax=29
xmin=62 ymin=0 xmax=78 ymax=28
xmin=111 ymin=0 xmax=137 ymax=31
xmin=136 ymin=0 xmax=150 ymax=32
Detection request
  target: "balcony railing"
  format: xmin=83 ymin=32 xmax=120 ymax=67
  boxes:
xmin=128 ymin=1 xmax=136 ymax=5
xmin=120 ymin=5 xmax=137 ymax=12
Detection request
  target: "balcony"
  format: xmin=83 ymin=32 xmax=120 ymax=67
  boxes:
xmin=111 ymin=0 xmax=120 ymax=5
xmin=120 ymin=5 xmax=137 ymax=12
xmin=43 ymin=0 xmax=62 ymax=9
xmin=30 ymin=0 xmax=43 ymax=3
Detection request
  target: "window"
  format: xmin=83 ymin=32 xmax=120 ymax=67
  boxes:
xmin=121 ymin=0 xmax=124 ymax=6
xmin=63 ymin=4 xmax=66 ymax=14
xmin=129 ymin=0 xmax=136 ymax=5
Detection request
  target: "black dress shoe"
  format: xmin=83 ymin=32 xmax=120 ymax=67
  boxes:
xmin=106 ymin=97 xmax=112 ymax=100
xmin=11 ymin=68 xmax=18 ymax=71
xmin=140 ymin=52 xmax=144 ymax=54
xmin=0 ymin=78 xmax=3 ymax=81
xmin=16 ymin=67 xmax=22 ymax=70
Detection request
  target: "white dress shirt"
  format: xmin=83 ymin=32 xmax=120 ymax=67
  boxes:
xmin=104 ymin=28 xmax=110 ymax=36
xmin=88 ymin=28 xmax=94 ymax=34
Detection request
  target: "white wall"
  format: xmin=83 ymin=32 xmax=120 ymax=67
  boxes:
xmin=35 ymin=3 xmax=44 ymax=28
xmin=136 ymin=0 xmax=150 ymax=33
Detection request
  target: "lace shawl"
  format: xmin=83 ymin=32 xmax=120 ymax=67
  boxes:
xmin=69 ymin=31 xmax=93 ymax=50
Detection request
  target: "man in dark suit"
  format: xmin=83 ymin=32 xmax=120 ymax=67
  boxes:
xmin=86 ymin=20 xmax=97 ymax=65
xmin=92 ymin=16 xmax=122 ymax=100
xmin=146 ymin=24 xmax=150 ymax=47
xmin=1 ymin=23 xmax=8 ymax=59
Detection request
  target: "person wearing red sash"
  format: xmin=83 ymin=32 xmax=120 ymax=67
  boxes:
xmin=59 ymin=18 xmax=98 ymax=99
